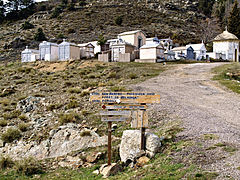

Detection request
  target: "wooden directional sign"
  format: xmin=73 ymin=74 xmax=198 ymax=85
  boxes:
xmin=102 ymin=117 xmax=128 ymax=122
xmin=99 ymin=111 xmax=131 ymax=116
xmin=90 ymin=92 xmax=160 ymax=104
xmin=131 ymin=110 xmax=148 ymax=128
xmin=103 ymin=105 xmax=148 ymax=110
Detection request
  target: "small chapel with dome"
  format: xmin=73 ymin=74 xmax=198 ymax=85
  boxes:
xmin=209 ymin=28 xmax=240 ymax=62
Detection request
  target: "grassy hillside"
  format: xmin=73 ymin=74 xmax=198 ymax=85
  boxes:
xmin=0 ymin=0 xmax=206 ymax=61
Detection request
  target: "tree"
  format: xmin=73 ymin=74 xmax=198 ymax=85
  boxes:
xmin=97 ymin=34 xmax=107 ymax=51
xmin=0 ymin=0 xmax=5 ymax=24
xmin=198 ymin=0 xmax=215 ymax=17
xmin=34 ymin=28 xmax=47 ymax=41
xmin=228 ymin=0 xmax=240 ymax=38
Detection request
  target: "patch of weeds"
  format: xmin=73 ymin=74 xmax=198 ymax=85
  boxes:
xmin=107 ymin=72 xmax=117 ymax=79
xmin=0 ymin=119 xmax=8 ymax=127
xmin=214 ymin=143 xmax=227 ymax=147
xmin=81 ymin=81 xmax=98 ymax=89
xmin=128 ymin=73 xmax=137 ymax=79
xmin=1 ymin=128 xmax=22 ymax=143
xmin=33 ymin=93 xmax=45 ymax=97
xmin=15 ymin=157 xmax=44 ymax=176
xmin=194 ymin=171 xmax=219 ymax=179
xmin=81 ymin=110 xmax=90 ymax=116
xmin=0 ymin=99 xmax=10 ymax=106
xmin=237 ymin=167 xmax=240 ymax=171
xmin=19 ymin=114 xmax=28 ymax=121
xmin=18 ymin=123 xmax=29 ymax=132
xmin=206 ymin=146 xmax=217 ymax=151
xmin=80 ymin=130 xmax=91 ymax=137
xmin=47 ymin=103 xmax=62 ymax=111
xmin=3 ymin=110 xmax=21 ymax=120
xmin=201 ymin=134 xmax=219 ymax=140
xmin=58 ymin=113 xmax=81 ymax=125
xmin=222 ymin=145 xmax=237 ymax=153
xmin=68 ymin=87 xmax=82 ymax=94
xmin=0 ymin=156 xmax=14 ymax=170
xmin=80 ymin=91 xmax=90 ymax=97
xmin=66 ymin=100 xmax=79 ymax=109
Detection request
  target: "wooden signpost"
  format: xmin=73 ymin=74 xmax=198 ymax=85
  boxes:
xmin=90 ymin=92 xmax=160 ymax=165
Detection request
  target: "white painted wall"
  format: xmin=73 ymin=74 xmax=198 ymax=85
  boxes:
xmin=213 ymin=41 xmax=239 ymax=61
xmin=140 ymin=48 xmax=156 ymax=60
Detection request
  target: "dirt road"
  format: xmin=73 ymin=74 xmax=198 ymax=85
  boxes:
xmin=132 ymin=63 xmax=240 ymax=179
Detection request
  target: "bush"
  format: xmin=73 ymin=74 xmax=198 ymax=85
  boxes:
xmin=80 ymin=130 xmax=91 ymax=137
xmin=67 ymin=28 xmax=75 ymax=34
xmin=68 ymin=88 xmax=81 ymax=94
xmin=1 ymin=128 xmax=21 ymax=143
xmin=0 ymin=156 xmax=14 ymax=170
xmin=19 ymin=114 xmax=28 ymax=121
xmin=46 ymin=104 xmax=62 ymax=111
xmin=15 ymin=157 xmax=43 ymax=176
xmin=34 ymin=28 xmax=47 ymax=41
xmin=3 ymin=110 xmax=21 ymax=120
xmin=21 ymin=21 xmax=34 ymax=30
xmin=0 ymin=119 xmax=8 ymax=127
xmin=51 ymin=6 xmax=63 ymax=18
xmin=115 ymin=15 xmax=123 ymax=26
xmin=58 ymin=113 xmax=81 ymax=125
xmin=129 ymin=73 xmax=137 ymax=79
xmin=18 ymin=123 xmax=29 ymax=132
xmin=66 ymin=100 xmax=79 ymax=109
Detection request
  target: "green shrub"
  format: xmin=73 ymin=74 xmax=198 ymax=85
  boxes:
xmin=18 ymin=123 xmax=29 ymax=132
xmin=80 ymin=130 xmax=91 ymax=137
xmin=1 ymin=128 xmax=21 ymax=143
xmin=67 ymin=28 xmax=75 ymax=34
xmin=47 ymin=104 xmax=62 ymax=111
xmin=34 ymin=28 xmax=47 ymax=41
xmin=115 ymin=15 xmax=123 ymax=26
xmin=0 ymin=156 xmax=14 ymax=170
xmin=3 ymin=110 xmax=21 ymax=120
xmin=21 ymin=21 xmax=34 ymax=30
xmin=110 ymin=86 xmax=127 ymax=92
xmin=0 ymin=119 xmax=8 ymax=127
xmin=107 ymin=72 xmax=117 ymax=79
xmin=19 ymin=114 xmax=28 ymax=121
xmin=129 ymin=73 xmax=137 ymax=79
xmin=51 ymin=6 xmax=63 ymax=18
xmin=68 ymin=88 xmax=81 ymax=94
xmin=66 ymin=100 xmax=79 ymax=109
xmin=80 ymin=91 xmax=89 ymax=97
xmin=58 ymin=113 xmax=81 ymax=125
xmin=15 ymin=157 xmax=43 ymax=176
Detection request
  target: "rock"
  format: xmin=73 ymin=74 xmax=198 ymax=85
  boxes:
xmin=17 ymin=96 xmax=45 ymax=113
xmin=120 ymin=130 xmax=161 ymax=162
xmin=48 ymin=128 xmax=107 ymax=158
xmin=136 ymin=156 xmax=150 ymax=167
xmin=86 ymin=152 xmax=103 ymax=163
xmin=93 ymin=170 xmax=99 ymax=175
xmin=0 ymin=140 xmax=4 ymax=147
xmin=100 ymin=163 xmax=122 ymax=178
xmin=58 ymin=156 xmax=84 ymax=169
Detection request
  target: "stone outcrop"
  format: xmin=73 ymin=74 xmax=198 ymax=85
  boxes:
xmin=0 ymin=125 xmax=108 ymax=160
xmin=17 ymin=96 xmax=45 ymax=113
xmin=120 ymin=130 xmax=161 ymax=163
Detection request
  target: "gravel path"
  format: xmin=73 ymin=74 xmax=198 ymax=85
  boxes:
xmin=132 ymin=63 xmax=240 ymax=179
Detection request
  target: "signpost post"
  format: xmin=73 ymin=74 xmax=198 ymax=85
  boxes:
xmin=90 ymin=92 xmax=160 ymax=165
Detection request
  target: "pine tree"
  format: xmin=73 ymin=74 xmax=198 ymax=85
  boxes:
xmin=34 ymin=28 xmax=47 ymax=41
xmin=0 ymin=0 xmax=5 ymax=24
xmin=228 ymin=0 xmax=240 ymax=38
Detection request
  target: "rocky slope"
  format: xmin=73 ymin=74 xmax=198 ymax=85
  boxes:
xmin=0 ymin=0 xmax=205 ymax=61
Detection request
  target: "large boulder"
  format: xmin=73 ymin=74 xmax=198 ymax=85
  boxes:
xmin=1 ymin=125 xmax=108 ymax=160
xmin=120 ymin=130 xmax=161 ymax=163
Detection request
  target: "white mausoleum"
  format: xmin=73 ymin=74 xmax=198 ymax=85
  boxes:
xmin=59 ymin=39 xmax=80 ymax=61
xmin=39 ymin=41 xmax=59 ymax=61
xmin=21 ymin=46 xmax=39 ymax=62
xmin=212 ymin=29 xmax=239 ymax=62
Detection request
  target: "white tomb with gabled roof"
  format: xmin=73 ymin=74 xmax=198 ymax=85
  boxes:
xmin=59 ymin=39 xmax=80 ymax=61
xmin=39 ymin=41 xmax=59 ymax=61
xmin=21 ymin=46 xmax=40 ymax=62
